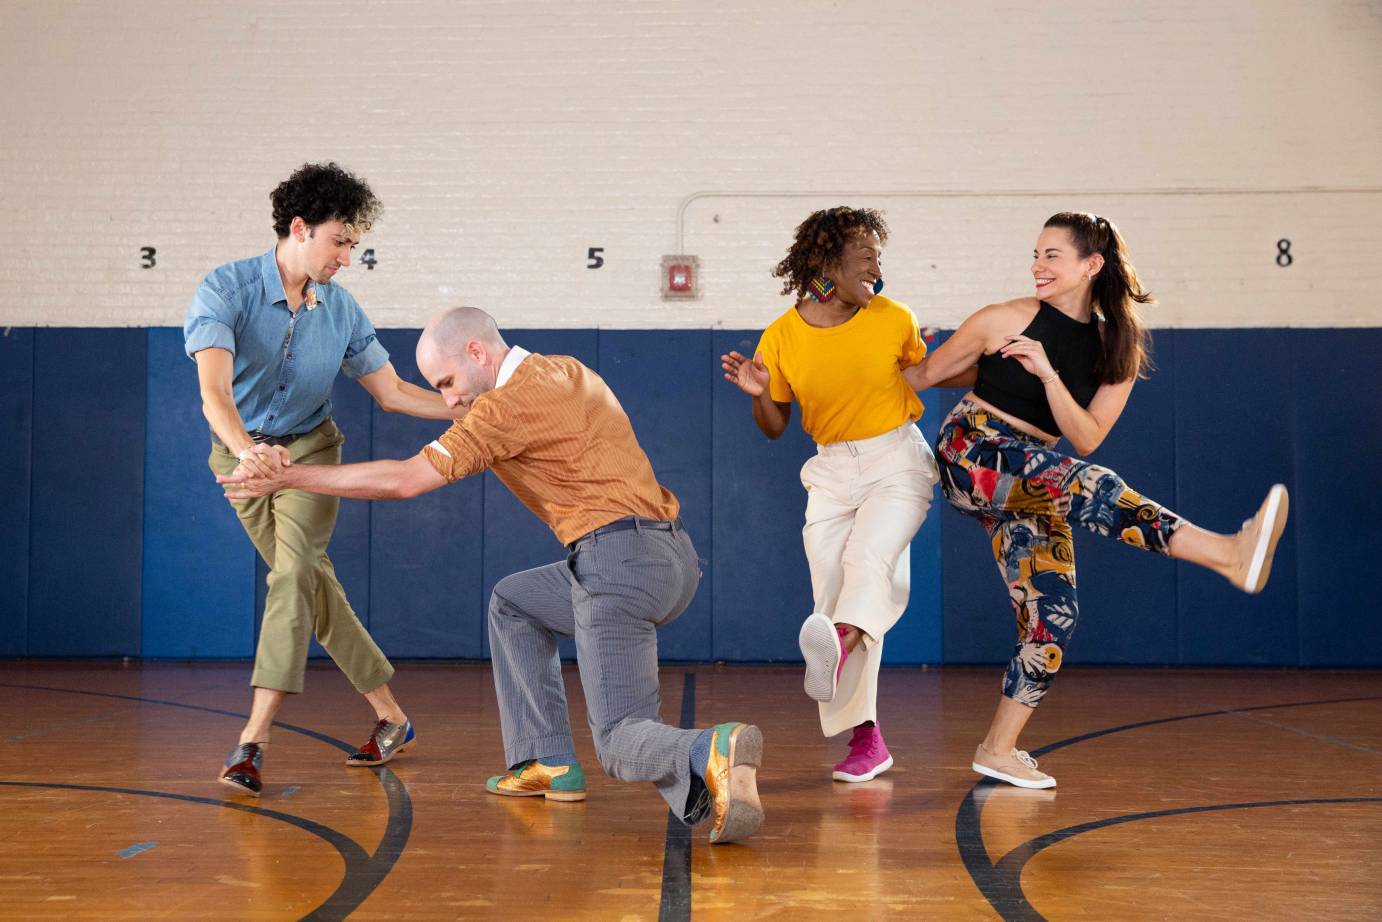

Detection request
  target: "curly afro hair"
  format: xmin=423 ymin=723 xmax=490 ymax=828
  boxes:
xmin=772 ymin=206 xmax=889 ymax=297
xmin=271 ymin=162 xmax=382 ymax=238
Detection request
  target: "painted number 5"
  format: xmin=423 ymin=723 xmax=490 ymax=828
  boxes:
xmin=587 ymin=247 xmax=604 ymax=269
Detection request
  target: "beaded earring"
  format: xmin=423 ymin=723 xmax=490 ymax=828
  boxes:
xmin=808 ymin=277 xmax=836 ymax=303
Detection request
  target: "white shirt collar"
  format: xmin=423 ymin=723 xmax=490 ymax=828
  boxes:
xmin=495 ymin=346 xmax=531 ymax=388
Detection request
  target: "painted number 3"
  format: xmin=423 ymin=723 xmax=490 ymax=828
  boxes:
xmin=140 ymin=246 xmax=156 ymax=269
xmin=1276 ymin=239 xmax=1292 ymax=268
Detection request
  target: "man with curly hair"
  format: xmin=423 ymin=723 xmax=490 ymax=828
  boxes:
xmin=184 ymin=162 xmax=458 ymax=795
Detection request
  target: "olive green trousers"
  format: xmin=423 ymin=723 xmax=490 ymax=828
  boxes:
xmin=208 ymin=419 xmax=393 ymax=695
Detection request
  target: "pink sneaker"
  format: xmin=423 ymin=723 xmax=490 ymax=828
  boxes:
xmin=832 ymin=724 xmax=893 ymax=782
xmin=834 ymin=625 xmax=851 ymax=683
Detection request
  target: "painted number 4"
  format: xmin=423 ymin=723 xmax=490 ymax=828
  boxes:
xmin=361 ymin=248 xmax=377 ymax=270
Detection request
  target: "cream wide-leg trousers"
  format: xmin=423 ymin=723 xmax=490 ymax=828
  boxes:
xmin=800 ymin=421 xmax=938 ymax=737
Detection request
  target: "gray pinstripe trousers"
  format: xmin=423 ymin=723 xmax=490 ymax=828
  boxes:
xmin=488 ymin=520 xmax=708 ymax=821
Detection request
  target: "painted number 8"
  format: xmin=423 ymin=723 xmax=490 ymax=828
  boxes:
xmin=1275 ymin=239 xmax=1292 ymax=268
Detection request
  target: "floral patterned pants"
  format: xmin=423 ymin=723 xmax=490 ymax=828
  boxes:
xmin=936 ymin=399 xmax=1186 ymax=707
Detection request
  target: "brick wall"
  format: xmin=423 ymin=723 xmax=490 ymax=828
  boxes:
xmin=1 ymin=0 xmax=1379 ymax=329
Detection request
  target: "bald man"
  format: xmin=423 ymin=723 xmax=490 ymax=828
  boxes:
xmin=220 ymin=307 xmax=765 ymax=844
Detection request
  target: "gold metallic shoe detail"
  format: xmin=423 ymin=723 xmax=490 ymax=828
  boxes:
xmin=486 ymin=760 xmax=587 ymax=802
xmin=703 ymin=723 xmax=764 ymax=844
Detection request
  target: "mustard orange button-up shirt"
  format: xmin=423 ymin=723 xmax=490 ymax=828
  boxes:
xmin=420 ymin=348 xmax=680 ymax=545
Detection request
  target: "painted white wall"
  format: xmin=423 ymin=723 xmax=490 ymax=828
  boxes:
xmin=1 ymin=0 xmax=1379 ymax=329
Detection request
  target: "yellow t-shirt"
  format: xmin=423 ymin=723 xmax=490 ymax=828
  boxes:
xmin=756 ymin=294 xmax=926 ymax=445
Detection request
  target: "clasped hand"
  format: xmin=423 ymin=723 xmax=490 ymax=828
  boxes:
xmin=218 ymin=443 xmax=292 ymax=500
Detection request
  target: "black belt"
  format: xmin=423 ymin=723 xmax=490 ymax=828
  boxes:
xmin=211 ymin=419 xmax=328 ymax=450
xmin=568 ymin=516 xmax=683 ymax=550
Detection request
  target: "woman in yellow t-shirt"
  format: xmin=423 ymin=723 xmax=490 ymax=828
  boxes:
xmin=721 ymin=206 xmax=953 ymax=783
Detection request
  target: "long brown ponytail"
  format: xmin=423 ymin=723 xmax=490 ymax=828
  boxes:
xmin=1044 ymin=212 xmax=1154 ymax=383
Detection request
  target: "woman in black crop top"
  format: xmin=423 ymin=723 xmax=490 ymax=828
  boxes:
xmin=903 ymin=212 xmax=1289 ymax=790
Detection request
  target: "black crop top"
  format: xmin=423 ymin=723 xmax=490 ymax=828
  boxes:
xmin=972 ymin=301 xmax=1102 ymax=436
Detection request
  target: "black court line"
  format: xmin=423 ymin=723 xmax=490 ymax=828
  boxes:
xmin=1026 ymin=694 xmax=1382 ymax=760
xmin=956 ymin=693 xmax=1382 ymax=922
xmin=658 ymin=671 xmax=696 ymax=922
xmin=982 ymin=796 xmax=1382 ymax=922
xmin=0 ymin=780 xmax=370 ymax=884
xmin=1230 ymin=710 xmax=1382 ymax=756
xmin=994 ymin=795 xmax=1382 ymax=877
xmin=0 ymin=682 xmax=413 ymax=921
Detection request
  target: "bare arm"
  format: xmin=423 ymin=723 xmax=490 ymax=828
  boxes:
xmin=752 ymin=393 xmax=793 ymax=440
xmin=357 ymin=361 xmax=464 ymax=420
xmin=996 ymin=330 xmax=1135 ymax=455
xmin=721 ymin=349 xmax=792 ymax=440
xmin=902 ymin=304 xmax=1009 ymax=391
xmin=194 ymin=348 xmax=289 ymax=476
xmin=195 ymin=348 xmax=255 ymax=456
xmin=1043 ymin=375 xmax=1135 ymax=456
xmin=934 ymin=366 xmax=978 ymax=389
xmin=219 ymin=452 xmax=447 ymax=501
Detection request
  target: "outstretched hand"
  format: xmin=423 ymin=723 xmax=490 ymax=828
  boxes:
xmin=721 ymin=350 xmax=771 ymax=398
xmin=218 ymin=469 xmax=284 ymax=500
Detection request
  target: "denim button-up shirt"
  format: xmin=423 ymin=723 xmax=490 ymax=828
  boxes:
xmin=183 ymin=248 xmax=389 ymax=437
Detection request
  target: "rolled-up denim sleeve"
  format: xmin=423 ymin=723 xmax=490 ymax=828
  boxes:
xmin=341 ymin=299 xmax=389 ymax=379
xmin=183 ymin=284 xmax=238 ymax=359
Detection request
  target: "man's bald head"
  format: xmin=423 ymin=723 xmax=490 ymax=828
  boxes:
xmin=417 ymin=306 xmax=511 ymax=409
xmin=420 ymin=306 xmax=508 ymax=357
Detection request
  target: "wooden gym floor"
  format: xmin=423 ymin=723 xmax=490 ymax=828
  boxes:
xmin=1 ymin=661 xmax=1379 ymax=920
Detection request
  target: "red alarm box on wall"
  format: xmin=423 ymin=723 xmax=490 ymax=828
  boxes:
xmin=661 ymin=255 xmax=699 ymax=300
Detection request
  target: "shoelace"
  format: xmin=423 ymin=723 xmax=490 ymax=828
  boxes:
xmin=1012 ymin=749 xmax=1039 ymax=771
xmin=229 ymin=742 xmax=261 ymax=765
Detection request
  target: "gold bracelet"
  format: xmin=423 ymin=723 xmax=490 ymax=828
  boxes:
xmin=1040 ymin=371 xmax=1060 ymax=384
